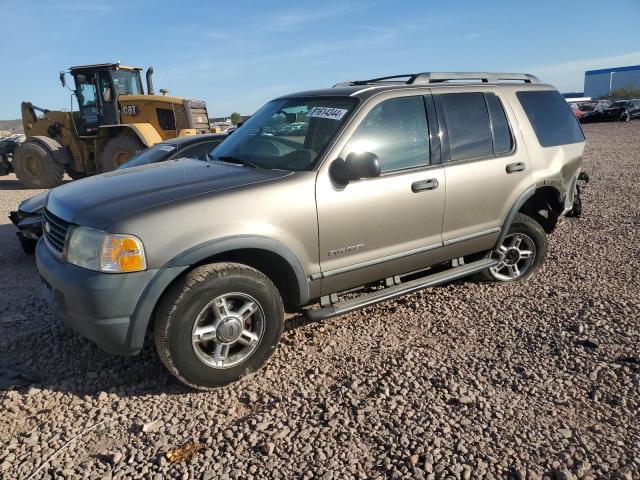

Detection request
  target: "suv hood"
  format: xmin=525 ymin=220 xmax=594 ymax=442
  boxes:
xmin=46 ymin=159 xmax=292 ymax=228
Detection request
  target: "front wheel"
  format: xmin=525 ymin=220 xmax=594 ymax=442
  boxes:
xmin=154 ymin=263 xmax=284 ymax=389
xmin=475 ymin=213 xmax=548 ymax=282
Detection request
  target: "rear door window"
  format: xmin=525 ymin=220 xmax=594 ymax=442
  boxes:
xmin=440 ymin=93 xmax=493 ymax=161
xmin=516 ymin=90 xmax=585 ymax=147
xmin=485 ymin=93 xmax=513 ymax=154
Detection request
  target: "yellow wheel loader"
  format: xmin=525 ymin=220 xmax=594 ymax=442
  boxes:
xmin=12 ymin=63 xmax=211 ymax=188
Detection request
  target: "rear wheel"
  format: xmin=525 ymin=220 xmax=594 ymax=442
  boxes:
xmin=100 ymin=134 xmax=144 ymax=171
xmin=475 ymin=213 xmax=548 ymax=282
xmin=154 ymin=263 xmax=284 ymax=389
xmin=13 ymin=140 xmax=64 ymax=188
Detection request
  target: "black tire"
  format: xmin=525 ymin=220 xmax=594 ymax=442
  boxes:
xmin=475 ymin=213 xmax=548 ymax=283
xmin=100 ymin=134 xmax=144 ymax=171
xmin=13 ymin=140 xmax=64 ymax=188
xmin=154 ymin=262 xmax=284 ymax=389
xmin=566 ymin=184 xmax=582 ymax=218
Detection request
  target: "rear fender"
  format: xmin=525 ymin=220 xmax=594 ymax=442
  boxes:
xmin=495 ymin=186 xmax=536 ymax=248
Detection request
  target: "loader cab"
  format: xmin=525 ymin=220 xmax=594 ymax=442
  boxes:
xmin=69 ymin=64 xmax=143 ymax=136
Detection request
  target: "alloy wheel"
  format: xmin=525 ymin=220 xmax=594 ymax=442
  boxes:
xmin=489 ymin=233 xmax=536 ymax=281
xmin=191 ymin=292 xmax=265 ymax=369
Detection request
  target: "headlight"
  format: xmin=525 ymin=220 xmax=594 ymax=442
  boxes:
xmin=67 ymin=227 xmax=146 ymax=273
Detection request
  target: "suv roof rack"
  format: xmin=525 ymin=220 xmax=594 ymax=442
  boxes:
xmin=334 ymin=72 xmax=541 ymax=87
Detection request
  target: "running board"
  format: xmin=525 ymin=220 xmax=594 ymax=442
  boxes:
xmin=306 ymin=258 xmax=498 ymax=321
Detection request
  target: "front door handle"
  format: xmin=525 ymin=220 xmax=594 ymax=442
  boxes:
xmin=506 ymin=162 xmax=525 ymax=174
xmin=411 ymin=178 xmax=439 ymax=192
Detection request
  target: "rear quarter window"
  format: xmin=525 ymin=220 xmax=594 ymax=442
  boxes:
xmin=516 ymin=90 xmax=585 ymax=147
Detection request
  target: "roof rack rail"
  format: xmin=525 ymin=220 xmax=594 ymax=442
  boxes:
xmin=334 ymin=72 xmax=541 ymax=87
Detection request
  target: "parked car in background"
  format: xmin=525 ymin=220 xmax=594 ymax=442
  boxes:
xmin=0 ymin=134 xmax=26 ymax=176
xmin=579 ymin=100 xmax=610 ymax=123
xmin=601 ymin=100 xmax=635 ymax=122
xmin=622 ymin=99 xmax=640 ymax=121
xmin=579 ymin=99 xmax=640 ymax=123
xmin=35 ymin=72 xmax=586 ymax=389
xmin=570 ymin=102 xmax=596 ymax=122
xmin=9 ymin=133 xmax=227 ymax=254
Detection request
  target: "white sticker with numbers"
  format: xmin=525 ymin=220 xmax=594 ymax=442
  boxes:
xmin=306 ymin=107 xmax=348 ymax=121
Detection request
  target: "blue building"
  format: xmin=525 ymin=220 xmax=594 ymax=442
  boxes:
xmin=584 ymin=65 xmax=640 ymax=98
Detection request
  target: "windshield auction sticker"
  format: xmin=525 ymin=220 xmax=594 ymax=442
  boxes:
xmin=307 ymin=107 xmax=348 ymax=121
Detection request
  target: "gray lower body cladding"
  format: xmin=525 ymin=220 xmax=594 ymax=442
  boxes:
xmin=36 ymin=239 xmax=185 ymax=356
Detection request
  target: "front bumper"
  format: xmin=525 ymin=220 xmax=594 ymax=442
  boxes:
xmin=36 ymin=238 xmax=159 ymax=356
xmin=10 ymin=210 xmax=43 ymax=254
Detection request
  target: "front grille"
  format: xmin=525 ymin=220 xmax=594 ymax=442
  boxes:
xmin=43 ymin=208 xmax=70 ymax=254
xmin=189 ymin=106 xmax=211 ymax=133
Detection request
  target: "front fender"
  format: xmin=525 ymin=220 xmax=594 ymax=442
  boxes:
xmin=166 ymin=235 xmax=310 ymax=304
xmin=126 ymin=235 xmax=311 ymax=352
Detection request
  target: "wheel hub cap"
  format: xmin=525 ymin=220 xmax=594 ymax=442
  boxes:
xmin=216 ymin=317 xmax=243 ymax=343
xmin=191 ymin=292 xmax=265 ymax=369
xmin=504 ymin=248 xmax=520 ymax=265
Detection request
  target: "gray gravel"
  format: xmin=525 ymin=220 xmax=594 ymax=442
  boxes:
xmin=1 ymin=122 xmax=639 ymax=480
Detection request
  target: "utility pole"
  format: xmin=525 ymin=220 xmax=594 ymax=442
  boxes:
xmin=609 ymin=72 xmax=615 ymax=96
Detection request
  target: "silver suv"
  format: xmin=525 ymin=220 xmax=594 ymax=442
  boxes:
xmin=37 ymin=72 xmax=586 ymax=389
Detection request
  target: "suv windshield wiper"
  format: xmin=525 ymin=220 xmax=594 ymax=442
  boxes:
xmin=211 ymin=155 xmax=259 ymax=169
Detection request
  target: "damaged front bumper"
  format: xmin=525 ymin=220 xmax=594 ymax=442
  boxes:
xmin=9 ymin=210 xmax=43 ymax=254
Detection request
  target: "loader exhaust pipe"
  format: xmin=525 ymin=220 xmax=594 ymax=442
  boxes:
xmin=146 ymin=67 xmax=154 ymax=95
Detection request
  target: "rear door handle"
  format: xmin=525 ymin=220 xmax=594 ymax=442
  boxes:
xmin=411 ymin=178 xmax=439 ymax=192
xmin=506 ymin=162 xmax=525 ymax=174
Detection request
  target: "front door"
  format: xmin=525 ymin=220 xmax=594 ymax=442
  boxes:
xmin=316 ymin=94 xmax=447 ymax=294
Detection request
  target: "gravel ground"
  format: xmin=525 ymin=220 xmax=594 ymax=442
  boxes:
xmin=0 ymin=122 xmax=639 ymax=480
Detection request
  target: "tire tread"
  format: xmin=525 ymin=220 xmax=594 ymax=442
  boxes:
xmin=154 ymin=262 xmax=283 ymax=390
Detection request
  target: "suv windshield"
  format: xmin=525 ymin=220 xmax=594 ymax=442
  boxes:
xmin=211 ymin=97 xmax=358 ymax=171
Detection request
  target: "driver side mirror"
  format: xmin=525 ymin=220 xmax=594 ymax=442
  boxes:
xmin=330 ymin=151 xmax=381 ymax=185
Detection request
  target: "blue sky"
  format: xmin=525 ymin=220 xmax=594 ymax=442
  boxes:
xmin=0 ymin=0 xmax=638 ymax=119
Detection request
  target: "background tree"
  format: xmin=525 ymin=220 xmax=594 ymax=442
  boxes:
xmin=607 ymin=87 xmax=640 ymax=99
xmin=229 ymin=112 xmax=242 ymax=125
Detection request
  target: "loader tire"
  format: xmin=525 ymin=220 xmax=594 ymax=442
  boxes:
xmin=13 ymin=140 xmax=65 ymax=188
xmin=101 ymin=134 xmax=145 ymax=171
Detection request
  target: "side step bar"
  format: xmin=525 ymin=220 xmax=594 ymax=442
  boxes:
xmin=305 ymin=258 xmax=498 ymax=321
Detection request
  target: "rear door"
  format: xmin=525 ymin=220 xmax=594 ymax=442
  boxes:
xmin=315 ymin=92 xmax=447 ymax=294
xmin=435 ymin=88 xmax=533 ymax=258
